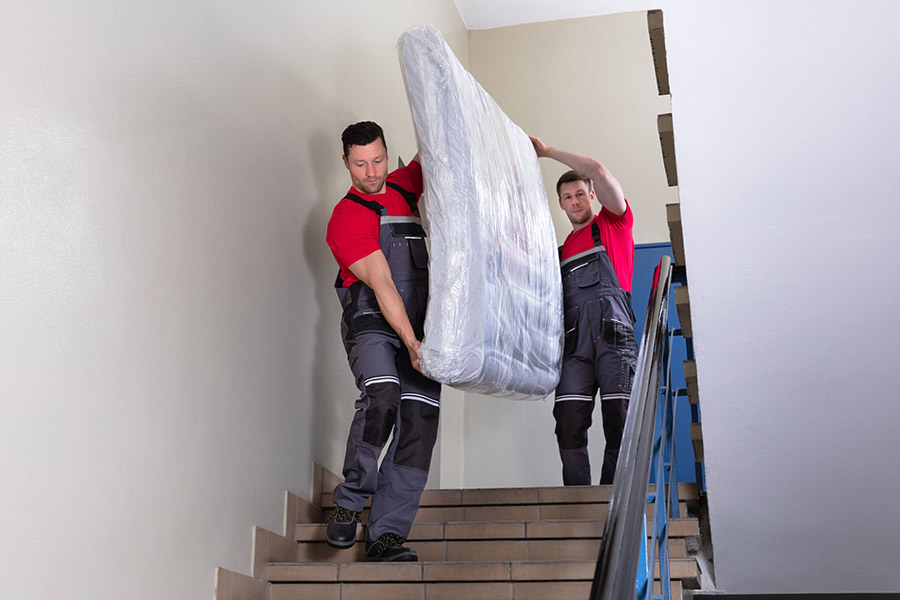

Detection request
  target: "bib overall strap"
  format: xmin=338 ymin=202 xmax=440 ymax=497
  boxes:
xmin=344 ymin=192 xmax=386 ymax=216
xmin=385 ymin=181 xmax=419 ymax=217
xmin=591 ymin=221 xmax=603 ymax=247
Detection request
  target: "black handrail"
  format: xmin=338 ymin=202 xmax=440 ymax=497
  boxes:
xmin=590 ymin=255 xmax=674 ymax=600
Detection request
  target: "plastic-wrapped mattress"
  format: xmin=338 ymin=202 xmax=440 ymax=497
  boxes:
xmin=398 ymin=25 xmax=562 ymax=400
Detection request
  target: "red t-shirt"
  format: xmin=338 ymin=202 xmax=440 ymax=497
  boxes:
xmin=326 ymin=161 xmax=424 ymax=287
xmin=559 ymin=202 xmax=635 ymax=293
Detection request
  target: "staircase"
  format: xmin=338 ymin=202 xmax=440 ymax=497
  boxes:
xmin=216 ymin=466 xmax=703 ymax=600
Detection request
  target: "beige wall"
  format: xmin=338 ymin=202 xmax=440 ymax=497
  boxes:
xmin=469 ymin=12 xmax=677 ymax=246
xmin=453 ymin=11 xmax=674 ymax=489
xmin=0 ymin=2 xmax=465 ymax=599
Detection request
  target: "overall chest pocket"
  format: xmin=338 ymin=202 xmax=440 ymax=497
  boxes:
xmin=407 ymin=237 xmax=429 ymax=269
xmin=572 ymin=259 xmax=601 ymax=288
xmin=389 ymin=221 xmax=429 ymax=269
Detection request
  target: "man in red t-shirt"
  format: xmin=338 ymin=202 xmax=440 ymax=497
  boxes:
xmin=531 ymin=135 xmax=637 ymax=486
xmin=323 ymin=121 xmax=440 ymax=561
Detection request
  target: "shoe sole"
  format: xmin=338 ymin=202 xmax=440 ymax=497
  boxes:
xmin=325 ymin=535 xmax=356 ymax=550
xmin=365 ymin=551 xmax=418 ymax=562
xmin=365 ymin=555 xmax=418 ymax=562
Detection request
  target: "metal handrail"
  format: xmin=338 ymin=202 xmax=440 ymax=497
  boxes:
xmin=590 ymin=255 xmax=674 ymax=600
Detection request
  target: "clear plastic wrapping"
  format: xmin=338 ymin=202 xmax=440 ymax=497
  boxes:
xmin=398 ymin=25 xmax=562 ymax=400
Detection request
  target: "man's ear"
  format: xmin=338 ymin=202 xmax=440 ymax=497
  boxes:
xmin=342 ymin=155 xmax=349 ymax=169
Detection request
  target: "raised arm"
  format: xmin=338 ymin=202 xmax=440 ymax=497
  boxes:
xmin=530 ymin=135 xmax=627 ymax=216
xmin=348 ymin=250 xmax=422 ymax=372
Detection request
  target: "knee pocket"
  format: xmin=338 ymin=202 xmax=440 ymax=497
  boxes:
xmin=394 ymin=399 xmax=439 ymax=471
xmin=362 ymin=382 xmax=401 ymax=447
xmin=553 ymin=401 xmax=592 ymax=449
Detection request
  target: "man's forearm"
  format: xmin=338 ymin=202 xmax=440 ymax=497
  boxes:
xmin=532 ymin=136 xmax=626 ymax=215
xmin=371 ymin=276 xmax=418 ymax=350
xmin=372 ymin=280 xmax=423 ymax=372
xmin=543 ymin=145 xmax=601 ymax=178
xmin=348 ymin=250 xmax=424 ymax=371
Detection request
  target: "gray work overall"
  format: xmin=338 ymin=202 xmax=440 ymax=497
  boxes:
xmin=331 ymin=182 xmax=441 ymax=541
xmin=555 ymin=221 xmax=637 ymax=486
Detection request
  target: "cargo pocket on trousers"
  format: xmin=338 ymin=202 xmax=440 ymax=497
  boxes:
xmin=604 ymin=318 xmax=637 ymax=392
xmin=619 ymin=353 xmax=636 ymax=393
xmin=602 ymin=318 xmax=637 ymax=351
xmin=563 ymin=308 xmax=579 ymax=355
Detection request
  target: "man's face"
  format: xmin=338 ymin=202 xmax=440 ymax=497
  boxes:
xmin=343 ymin=138 xmax=388 ymax=194
xmin=558 ymin=180 xmax=595 ymax=227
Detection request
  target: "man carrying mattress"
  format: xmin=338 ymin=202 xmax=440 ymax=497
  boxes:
xmin=531 ymin=135 xmax=637 ymax=486
xmin=324 ymin=121 xmax=440 ymax=561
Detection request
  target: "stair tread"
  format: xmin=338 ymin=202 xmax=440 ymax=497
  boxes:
xmin=267 ymin=557 xmax=699 ymax=582
xmin=295 ymin=517 xmax=700 ymax=542
xmin=271 ymin=476 xmax=702 ymax=594
xmin=316 ymin=502 xmax=690 ymax=528
xmin=666 ymin=203 xmax=685 ymax=265
xmin=319 ymin=482 xmax=698 ymax=508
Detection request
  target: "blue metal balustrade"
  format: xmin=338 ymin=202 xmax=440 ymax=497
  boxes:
xmin=591 ymin=254 xmax=705 ymax=600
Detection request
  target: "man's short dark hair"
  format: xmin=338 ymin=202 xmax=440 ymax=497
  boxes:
xmin=342 ymin=121 xmax=386 ymax=157
xmin=556 ymin=170 xmax=593 ymax=197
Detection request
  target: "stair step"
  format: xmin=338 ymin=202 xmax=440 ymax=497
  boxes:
xmin=674 ymin=285 xmax=692 ymax=338
xmin=666 ymin=202 xmax=685 ymax=265
xmin=269 ymin=477 xmax=701 ymax=597
xmin=296 ymin=517 xmax=699 ymax=542
xmin=269 ymin=579 xmax=683 ymax=600
xmin=320 ymin=482 xmax=699 ymax=508
xmin=269 ymin=558 xmax=698 ymax=582
xmin=294 ymin=535 xmax=689 ymax=563
xmin=319 ymin=500 xmax=689 ymax=525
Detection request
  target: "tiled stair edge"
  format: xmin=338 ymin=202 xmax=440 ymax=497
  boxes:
xmin=284 ymin=490 xmax=324 ymax=536
xmin=284 ymin=461 xmax=342 ymax=537
xmin=267 ymin=557 xmax=699 ymax=583
xmin=216 ymin=463 xmax=332 ymax=598
xmin=215 ymin=567 xmax=266 ymax=600
xmin=320 ymin=481 xmax=700 ymax=508
xmin=269 ymin=579 xmax=683 ymax=600
xmin=253 ymin=526 xmax=301 ymax=580
xmin=296 ymin=517 xmax=700 ymax=542
xmin=312 ymin=461 xmax=344 ymax=507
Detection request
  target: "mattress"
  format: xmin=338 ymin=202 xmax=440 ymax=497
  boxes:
xmin=398 ymin=25 xmax=562 ymax=400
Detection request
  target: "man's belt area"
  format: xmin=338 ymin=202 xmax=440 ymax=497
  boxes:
xmin=560 ymin=246 xmax=607 ymax=277
xmin=340 ymin=281 xmax=398 ymax=339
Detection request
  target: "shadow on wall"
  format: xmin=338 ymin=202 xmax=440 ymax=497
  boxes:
xmin=302 ymin=127 xmax=359 ymax=494
xmin=294 ymin=24 xmax=435 ymax=498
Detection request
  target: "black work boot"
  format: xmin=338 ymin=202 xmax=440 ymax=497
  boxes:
xmin=364 ymin=533 xmax=418 ymax=562
xmin=325 ymin=506 xmax=361 ymax=549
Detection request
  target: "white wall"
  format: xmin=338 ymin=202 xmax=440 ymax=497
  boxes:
xmin=664 ymin=0 xmax=900 ymax=593
xmin=454 ymin=0 xmax=900 ymax=593
xmin=0 ymin=2 xmax=465 ymax=598
xmin=459 ymin=12 xmax=673 ymax=489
